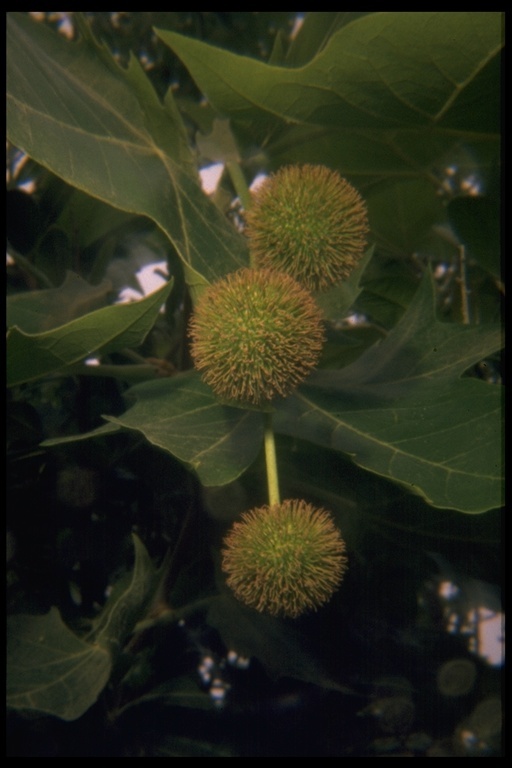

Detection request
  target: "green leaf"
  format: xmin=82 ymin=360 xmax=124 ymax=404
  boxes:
xmin=448 ymin=196 xmax=501 ymax=278
xmin=41 ymin=422 xmax=122 ymax=447
xmin=88 ymin=534 xmax=157 ymax=653
xmin=6 ymin=271 xmax=112 ymax=334
xmin=104 ymin=371 xmax=264 ymax=486
xmin=161 ymin=11 xmax=501 ymax=265
xmin=366 ymin=179 xmax=448 ymax=259
xmin=196 ymin=118 xmax=241 ymax=164
xmin=207 ymin=594 xmax=352 ymax=693
xmin=7 ymin=278 xmax=173 ymax=387
xmin=6 ymin=12 xmax=248 ymax=294
xmin=315 ymin=246 xmax=374 ymax=321
xmin=275 ymin=273 xmax=503 ymax=513
xmin=285 ymin=12 xmax=374 ymax=68
xmin=6 ymin=534 xmax=155 ymax=721
xmin=158 ymin=13 xmax=501 ymax=133
xmin=152 ymin=735 xmax=236 ymax=758
xmin=127 ymin=676 xmax=215 ymax=712
xmin=7 ymin=607 xmax=111 ymax=721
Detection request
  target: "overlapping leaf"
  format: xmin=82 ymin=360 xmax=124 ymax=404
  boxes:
xmin=6 ymin=12 xmax=248 ymax=295
xmin=7 ymin=608 xmax=111 ymax=722
xmin=274 ymin=273 xmax=503 ymax=513
xmin=104 ymin=371 xmax=264 ymax=487
xmin=158 ymin=13 xmax=501 ymax=133
xmin=7 ymin=279 xmax=173 ymax=387
xmin=6 ymin=271 xmax=112 ymax=334
xmin=7 ymin=535 xmax=155 ymax=721
xmin=159 ymin=12 xmax=502 ymax=205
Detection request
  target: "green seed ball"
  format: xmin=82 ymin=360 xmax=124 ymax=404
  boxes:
xmin=189 ymin=268 xmax=325 ymax=407
xmin=222 ymin=499 xmax=348 ymax=618
xmin=246 ymin=164 xmax=369 ymax=292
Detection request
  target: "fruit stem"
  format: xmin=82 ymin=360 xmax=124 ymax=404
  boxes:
xmin=226 ymin=161 xmax=252 ymax=212
xmin=264 ymin=411 xmax=281 ymax=506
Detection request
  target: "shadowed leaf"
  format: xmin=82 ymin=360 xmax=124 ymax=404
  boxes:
xmin=105 ymin=371 xmax=265 ymax=486
xmin=275 ymin=272 xmax=503 ymax=513
xmin=7 ymin=279 xmax=173 ymax=387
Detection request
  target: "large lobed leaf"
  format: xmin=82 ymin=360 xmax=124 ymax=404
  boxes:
xmin=7 ymin=534 xmax=155 ymax=721
xmin=274 ymin=272 xmax=503 ymax=513
xmin=7 ymin=279 xmax=174 ymax=387
xmin=40 ymin=275 xmax=502 ymax=512
xmin=7 ymin=608 xmax=111 ymax=722
xmin=6 ymin=12 xmax=249 ymax=295
xmin=104 ymin=371 xmax=265 ymax=487
xmin=158 ymin=13 xmax=501 ymax=133
xmin=159 ymin=11 xmax=502 ymax=213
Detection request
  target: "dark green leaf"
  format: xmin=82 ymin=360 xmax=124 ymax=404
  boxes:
xmin=7 ymin=279 xmax=173 ymax=387
xmin=448 ymin=196 xmax=501 ymax=278
xmin=153 ymin=735 xmax=236 ymax=757
xmin=88 ymin=534 xmax=157 ymax=653
xmin=275 ymin=273 xmax=503 ymax=513
xmin=41 ymin=422 xmax=122 ymax=447
xmin=7 ymin=534 xmax=155 ymax=721
xmin=207 ymin=594 xmax=351 ymax=693
xmin=366 ymin=179 xmax=448 ymax=259
xmin=104 ymin=371 xmax=264 ymax=486
xmin=316 ymin=246 xmax=374 ymax=321
xmin=128 ymin=676 xmax=215 ymax=712
xmin=7 ymin=607 xmax=111 ymax=721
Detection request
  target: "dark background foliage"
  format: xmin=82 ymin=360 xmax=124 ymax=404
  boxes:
xmin=7 ymin=12 xmax=503 ymax=756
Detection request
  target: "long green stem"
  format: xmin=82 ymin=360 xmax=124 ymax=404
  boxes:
xmin=264 ymin=411 xmax=280 ymax=506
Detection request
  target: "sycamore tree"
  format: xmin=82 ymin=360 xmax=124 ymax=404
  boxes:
xmin=7 ymin=12 xmax=503 ymax=757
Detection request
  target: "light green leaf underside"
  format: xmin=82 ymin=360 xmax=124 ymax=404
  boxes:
xmin=7 ymin=279 xmax=174 ymax=387
xmin=6 ymin=12 xmax=248 ymax=293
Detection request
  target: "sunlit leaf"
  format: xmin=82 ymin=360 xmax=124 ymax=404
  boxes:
xmin=7 ymin=279 xmax=173 ymax=387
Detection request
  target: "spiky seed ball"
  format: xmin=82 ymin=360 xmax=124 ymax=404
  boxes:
xmin=246 ymin=164 xmax=369 ymax=292
xmin=189 ymin=268 xmax=324 ymax=407
xmin=222 ymin=499 xmax=348 ymax=618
